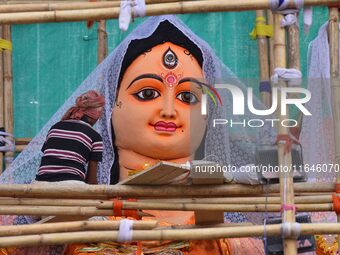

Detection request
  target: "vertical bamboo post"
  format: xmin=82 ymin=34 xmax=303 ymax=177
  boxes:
xmin=256 ymin=10 xmax=271 ymax=108
xmin=328 ymin=7 xmax=340 ymax=253
xmin=287 ymin=12 xmax=302 ymax=133
xmin=273 ymin=14 xmax=297 ymax=255
xmin=2 ymin=25 xmax=13 ymax=170
xmin=97 ymin=20 xmax=107 ymax=64
xmin=0 ymin=26 xmax=3 ymax=173
xmin=267 ymin=10 xmax=275 ymax=77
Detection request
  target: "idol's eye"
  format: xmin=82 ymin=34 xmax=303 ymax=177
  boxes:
xmin=134 ymin=89 xmax=160 ymax=101
xmin=176 ymin=92 xmax=199 ymax=104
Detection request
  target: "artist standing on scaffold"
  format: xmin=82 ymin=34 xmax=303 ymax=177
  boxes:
xmin=35 ymin=90 xmax=104 ymax=185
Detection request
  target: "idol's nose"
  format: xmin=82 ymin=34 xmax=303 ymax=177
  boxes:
xmin=160 ymin=93 xmax=177 ymax=119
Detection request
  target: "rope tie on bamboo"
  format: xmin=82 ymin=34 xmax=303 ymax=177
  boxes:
xmin=0 ymin=130 xmax=15 ymax=153
xmin=281 ymin=222 xmax=301 ymax=239
xmin=249 ymin=17 xmax=273 ymax=39
xmin=269 ymin=0 xmax=303 ymax=14
xmin=259 ymin=81 xmax=272 ymax=93
xmin=271 ymin=67 xmax=302 ymax=87
xmin=281 ymin=204 xmax=296 ymax=214
xmin=119 ymin=0 xmax=146 ymax=31
xmin=275 ymin=134 xmax=293 ymax=155
xmin=117 ymin=219 xmax=134 ymax=242
xmin=113 ymin=198 xmax=141 ymax=219
xmin=280 ymin=13 xmax=298 ymax=27
xmin=0 ymin=39 xmax=12 ymax=52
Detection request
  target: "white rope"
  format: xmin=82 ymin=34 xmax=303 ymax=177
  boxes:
xmin=0 ymin=131 xmax=15 ymax=153
xmin=119 ymin=0 xmax=146 ymax=31
xmin=117 ymin=219 xmax=134 ymax=242
xmin=281 ymin=222 xmax=301 ymax=239
xmin=271 ymin=67 xmax=302 ymax=87
xmin=270 ymin=0 xmax=303 ymax=14
xmin=0 ymin=131 xmax=13 ymax=137
xmin=280 ymin=13 xmax=298 ymax=27
xmin=0 ymin=136 xmax=15 ymax=152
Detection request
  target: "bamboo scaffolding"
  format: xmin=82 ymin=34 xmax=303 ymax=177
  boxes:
xmin=14 ymin=138 xmax=31 ymax=145
xmin=0 ymin=220 xmax=158 ymax=237
xmin=0 ymin=26 xmax=3 ymax=174
xmin=0 ymin=202 xmax=333 ymax=216
xmin=97 ymin=200 xmax=334 ymax=212
xmin=0 ymin=205 xmax=151 ymax=217
xmin=0 ymin=183 xmax=335 ymax=199
xmin=0 ymin=0 xmax=186 ymax=12
xmin=256 ymin=10 xmax=271 ymax=108
xmin=329 ymin=6 xmax=340 ymax=254
xmin=2 ymin=223 xmax=340 ymax=248
xmin=15 ymin=144 xmax=25 ymax=152
xmin=267 ymin=10 xmax=275 ymax=76
xmin=0 ymin=0 xmax=337 ymax=25
xmin=2 ymin=25 xmax=13 ymax=170
xmin=273 ymin=13 xmax=297 ymax=254
xmin=97 ymin=20 xmax=107 ymax=64
xmin=0 ymin=194 xmax=332 ymax=207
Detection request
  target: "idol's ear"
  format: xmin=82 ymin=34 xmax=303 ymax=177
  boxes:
xmin=110 ymin=120 xmax=120 ymax=184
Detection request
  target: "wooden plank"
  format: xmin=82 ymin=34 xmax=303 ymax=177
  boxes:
xmin=119 ymin=161 xmax=189 ymax=185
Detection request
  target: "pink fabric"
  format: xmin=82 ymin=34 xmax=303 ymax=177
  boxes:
xmin=62 ymin=90 xmax=105 ymax=122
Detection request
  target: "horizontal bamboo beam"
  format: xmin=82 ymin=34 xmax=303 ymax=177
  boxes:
xmin=14 ymin=138 xmax=31 ymax=145
xmin=141 ymin=194 xmax=332 ymax=204
xmin=0 ymin=205 xmax=150 ymax=217
xmin=0 ymin=202 xmax=333 ymax=216
xmin=0 ymin=182 xmax=335 ymax=199
xmin=0 ymin=194 xmax=331 ymax=207
xmin=0 ymin=220 xmax=158 ymax=237
xmin=0 ymin=0 xmax=190 ymax=13
xmin=96 ymin=201 xmax=333 ymax=212
xmin=1 ymin=223 xmax=340 ymax=248
xmin=0 ymin=0 xmax=337 ymax=25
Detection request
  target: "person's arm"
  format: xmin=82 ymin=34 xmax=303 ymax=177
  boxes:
xmin=86 ymin=161 xmax=98 ymax=184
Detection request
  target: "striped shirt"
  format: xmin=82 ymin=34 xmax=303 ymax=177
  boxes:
xmin=36 ymin=119 xmax=103 ymax=182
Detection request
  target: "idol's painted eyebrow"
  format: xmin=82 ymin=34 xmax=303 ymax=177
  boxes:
xmin=126 ymin=74 xmax=163 ymax=90
xmin=178 ymin=77 xmax=205 ymax=89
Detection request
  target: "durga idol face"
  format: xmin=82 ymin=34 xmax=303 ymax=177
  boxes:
xmin=112 ymin=42 xmax=207 ymax=160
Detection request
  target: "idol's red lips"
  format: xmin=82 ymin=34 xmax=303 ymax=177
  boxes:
xmin=153 ymin=121 xmax=178 ymax=132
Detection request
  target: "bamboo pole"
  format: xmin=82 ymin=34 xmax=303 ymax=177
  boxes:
xmin=329 ymin=6 xmax=340 ymax=254
xmin=0 ymin=203 xmax=333 ymax=216
xmin=2 ymin=223 xmax=340 ymax=248
xmin=0 ymin=220 xmax=158 ymax=237
xmin=0 ymin=194 xmax=332 ymax=207
xmin=0 ymin=197 xmax=103 ymax=206
xmin=0 ymin=182 xmax=335 ymax=199
xmin=273 ymin=13 xmax=297 ymax=254
xmin=14 ymin=138 xmax=31 ymax=145
xmin=256 ymin=10 xmax=271 ymax=108
xmin=0 ymin=0 xmax=186 ymax=12
xmin=15 ymin=144 xmax=25 ymax=152
xmin=97 ymin=20 xmax=107 ymax=64
xmin=0 ymin=0 xmax=337 ymax=25
xmin=2 ymin=25 xmax=13 ymax=170
xmin=268 ymin=10 xmax=275 ymax=76
xmin=0 ymin=205 xmax=150 ymax=217
xmin=0 ymin=26 xmax=3 ymax=174
xmin=96 ymin=200 xmax=334 ymax=212
xmin=287 ymin=12 xmax=301 ymax=100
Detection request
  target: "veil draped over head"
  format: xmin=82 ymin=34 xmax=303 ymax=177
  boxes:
xmin=0 ymin=15 xmax=274 ymax=187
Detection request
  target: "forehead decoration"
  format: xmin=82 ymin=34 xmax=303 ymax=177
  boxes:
xmin=162 ymin=71 xmax=179 ymax=88
xmin=163 ymin=47 xmax=178 ymax=69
